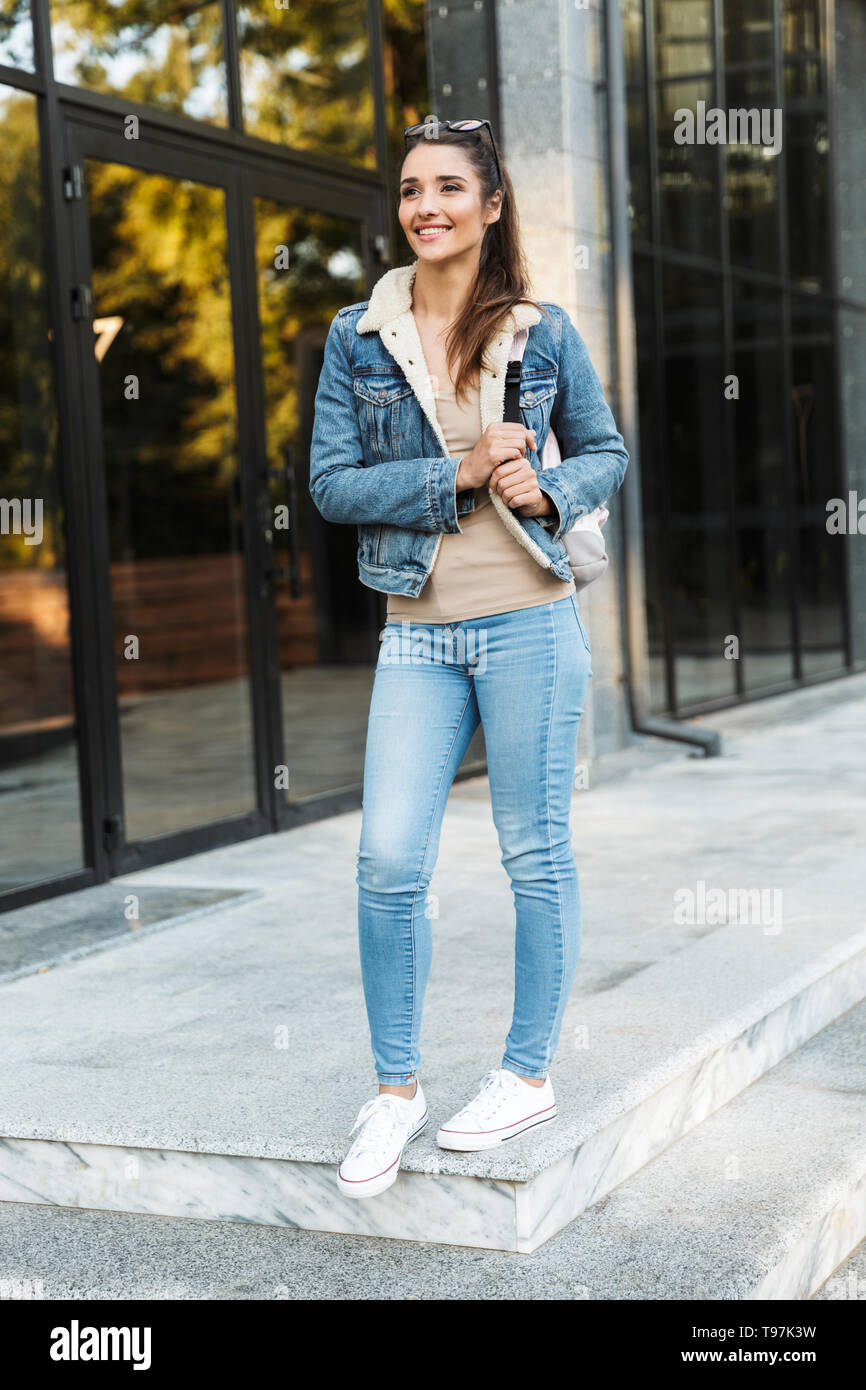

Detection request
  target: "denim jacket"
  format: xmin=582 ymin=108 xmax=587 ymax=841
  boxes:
xmin=309 ymin=260 xmax=629 ymax=597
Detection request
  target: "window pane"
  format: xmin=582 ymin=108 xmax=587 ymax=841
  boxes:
xmin=0 ymin=0 xmax=34 ymax=70
xmin=85 ymin=161 xmax=256 ymax=839
xmin=784 ymin=60 xmax=829 ymax=292
xmin=238 ymin=1 xmax=375 ymax=166
xmin=723 ymin=0 xmax=773 ymax=66
xmin=657 ymin=77 xmax=720 ymax=257
xmin=724 ymin=68 xmax=780 ymax=274
xmin=671 ymin=528 xmax=738 ymax=708
xmin=782 ymin=0 xmax=822 ymax=55
xmin=0 ymin=87 xmax=84 ymax=892
xmin=254 ymin=202 xmax=380 ymax=801
xmin=664 ymin=270 xmax=729 ymax=519
xmin=654 ymin=0 xmax=712 ymax=78
xmin=791 ymin=296 xmax=846 ymax=676
xmin=627 ymin=84 xmax=651 ymax=242
xmin=731 ymin=281 xmax=794 ymax=690
xmin=623 ymin=0 xmax=644 ymax=87
xmin=49 ymin=0 xmax=228 ymax=125
xmin=661 ymin=265 xmax=737 ymax=707
xmin=632 ymin=254 xmax=670 ymax=714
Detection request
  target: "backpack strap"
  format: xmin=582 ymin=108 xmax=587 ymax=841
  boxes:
xmin=503 ymin=359 xmax=522 ymax=424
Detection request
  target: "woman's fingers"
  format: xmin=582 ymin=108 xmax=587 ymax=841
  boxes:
xmin=489 ymin=457 xmax=539 ymax=501
xmin=488 ymin=423 xmax=535 ymax=448
xmin=491 ymin=456 xmax=535 ymax=482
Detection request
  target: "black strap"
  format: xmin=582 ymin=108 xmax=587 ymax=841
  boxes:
xmin=502 ymin=355 xmax=554 ymax=526
xmin=503 ymin=359 xmax=522 ymax=424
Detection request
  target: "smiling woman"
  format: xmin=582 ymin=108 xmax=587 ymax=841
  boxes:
xmin=396 ymin=121 xmax=534 ymax=406
xmin=309 ymin=114 xmax=629 ymax=1200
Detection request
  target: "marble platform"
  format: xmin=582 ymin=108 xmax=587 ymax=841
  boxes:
xmin=1 ymin=676 xmax=864 ymax=1255
xmin=1 ymin=1001 xmax=862 ymax=1299
xmin=0 ymin=907 xmax=862 ymax=1251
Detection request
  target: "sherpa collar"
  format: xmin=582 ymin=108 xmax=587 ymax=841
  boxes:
xmin=354 ymin=261 xmax=550 ymax=569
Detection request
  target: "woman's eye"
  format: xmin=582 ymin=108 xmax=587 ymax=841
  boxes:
xmin=402 ymin=184 xmax=461 ymax=198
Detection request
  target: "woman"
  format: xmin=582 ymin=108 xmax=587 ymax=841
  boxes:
xmin=309 ymin=118 xmax=629 ymax=1199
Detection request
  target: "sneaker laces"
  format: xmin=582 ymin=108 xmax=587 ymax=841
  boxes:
xmin=347 ymin=1094 xmax=412 ymax=1161
xmin=456 ymin=1068 xmax=521 ymax=1123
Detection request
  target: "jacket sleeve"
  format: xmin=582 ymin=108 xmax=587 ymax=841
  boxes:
xmin=535 ymin=307 xmax=629 ymax=541
xmin=309 ymin=312 xmax=464 ymax=532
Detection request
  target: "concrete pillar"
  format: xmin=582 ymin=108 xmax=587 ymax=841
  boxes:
xmin=495 ymin=0 xmax=631 ymax=757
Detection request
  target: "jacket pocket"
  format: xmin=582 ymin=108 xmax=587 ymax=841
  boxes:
xmin=519 ymin=374 xmax=557 ymax=454
xmin=353 ymin=370 xmax=413 ymax=466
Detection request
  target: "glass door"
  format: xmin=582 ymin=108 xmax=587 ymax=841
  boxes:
xmin=62 ymin=114 xmax=389 ymax=874
xmin=64 ymin=124 xmax=270 ymax=871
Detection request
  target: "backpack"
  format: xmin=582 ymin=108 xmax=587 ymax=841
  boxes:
xmin=504 ymin=328 xmax=609 ymax=590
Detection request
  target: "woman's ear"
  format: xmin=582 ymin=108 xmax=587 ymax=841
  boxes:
xmin=484 ymin=189 xmax=504 ymax=226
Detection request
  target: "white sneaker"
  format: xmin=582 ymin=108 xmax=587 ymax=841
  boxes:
xmin=436 ymin=1068 xmax=557 ymax=1151
xmin=337 ymin=1083 xmax=428 ymax=1198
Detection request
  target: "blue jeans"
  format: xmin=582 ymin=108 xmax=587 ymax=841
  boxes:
xmin=356 ymin=593 xmax=593 ymax=1084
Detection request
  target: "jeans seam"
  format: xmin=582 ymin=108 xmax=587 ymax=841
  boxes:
xmin=542 ymin=599 xmax=566 ymax=1071
xmin=403 ymin=676 xmax=477 ymax=1078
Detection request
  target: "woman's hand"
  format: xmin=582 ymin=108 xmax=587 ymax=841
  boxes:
xmin=489 ymin=456 xmax=556 ymax=519
xmin=456 ymin=422 xmax=536 ymax=491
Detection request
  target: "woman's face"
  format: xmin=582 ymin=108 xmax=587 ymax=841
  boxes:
xmin=398 ymin=141 xmax=501 ymax=264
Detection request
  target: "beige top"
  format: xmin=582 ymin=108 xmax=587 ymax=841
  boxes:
xmin=386 ymin=382 xmax=575 ymax=623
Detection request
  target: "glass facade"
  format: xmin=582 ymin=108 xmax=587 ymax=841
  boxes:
xmin=626 ymin=0 xmax=855 ymax=715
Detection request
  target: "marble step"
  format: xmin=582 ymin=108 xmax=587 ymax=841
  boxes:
xmin=544 ymin=998 xmax=866 ymax=1300
xmin=0 ymin=864 xmax=863 ymax=1252
xmin=812 ymin=1237 xmax=866 ymax=1301
xmin=0 ymin=1002 xmax=863 ymax=1300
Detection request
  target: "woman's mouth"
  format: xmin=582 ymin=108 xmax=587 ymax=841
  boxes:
xmin=414 ymin=225 xmax=452 ymax=241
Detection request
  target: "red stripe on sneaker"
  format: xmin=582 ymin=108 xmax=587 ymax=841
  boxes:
xmin=439 ymin=1101 xmax=556 ymax=1135
xmin=338 ymin=1108 xmax=428 ymax=1182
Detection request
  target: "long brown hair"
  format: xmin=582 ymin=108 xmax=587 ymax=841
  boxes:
xmin=402 ymin=126 xmax=552 ymax=404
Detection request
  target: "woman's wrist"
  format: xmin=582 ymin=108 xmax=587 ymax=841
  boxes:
xmin=455 ymin=453 xmax=475 ymax=491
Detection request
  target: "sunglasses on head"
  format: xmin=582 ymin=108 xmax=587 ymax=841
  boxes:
xmin=403 ymin=117 xmax=503 ymax=188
